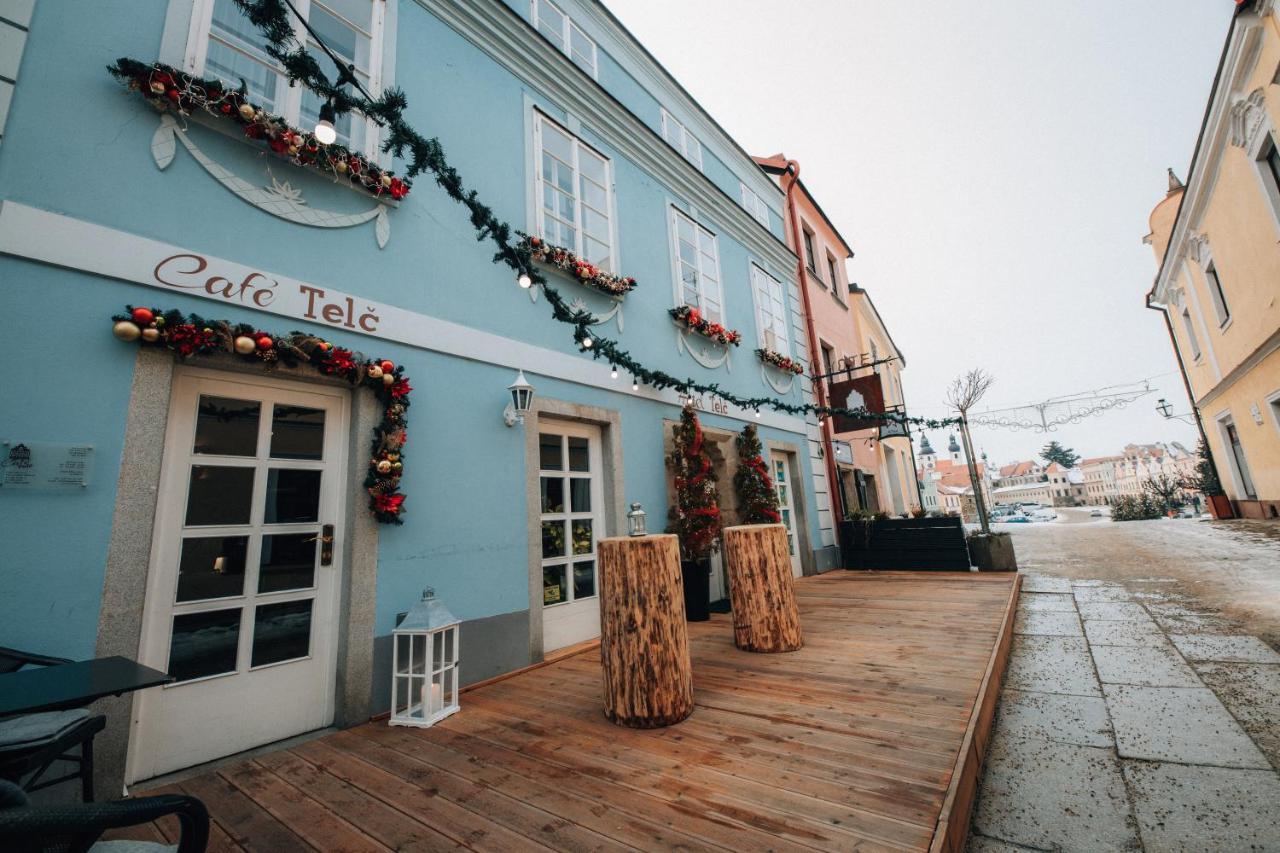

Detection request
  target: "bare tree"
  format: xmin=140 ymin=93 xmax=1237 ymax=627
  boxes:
xmin=946 ymin=369 xmax=995 ymax=534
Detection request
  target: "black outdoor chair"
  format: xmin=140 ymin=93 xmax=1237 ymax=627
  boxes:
xmin=0 ymin=779 xmax=209 ymax=853
xmin=0 ymin=647 xmax=107 ymax=802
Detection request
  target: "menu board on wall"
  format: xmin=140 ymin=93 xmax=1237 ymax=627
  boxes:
xmin=1 ymin=441 xmax=95 ymax=491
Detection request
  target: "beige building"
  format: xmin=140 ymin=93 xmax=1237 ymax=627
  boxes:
xmin=1080 ymin=456 xmax=1123 ymax=504
xmin=1145 ymin=0 xmax=1280 ymax=519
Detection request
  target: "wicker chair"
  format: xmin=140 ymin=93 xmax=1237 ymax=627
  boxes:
xmin=0 ymin=648 xmax=107 ymax=802
xmin=0 ymin=779 xmax=209 ymax=853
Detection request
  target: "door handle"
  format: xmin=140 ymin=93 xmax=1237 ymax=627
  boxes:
xmin=310 ymin=524 xmax=335 ymax=565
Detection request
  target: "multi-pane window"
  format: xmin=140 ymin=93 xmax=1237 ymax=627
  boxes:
xmin=535 ymin=113 xmax=614 ymax=271
xmin=740 ymin=183 xmax=771 ymax=227
xmin=1204 ymin=262 xmax=1230 ymax=326
xmin=826 ymin=253 xmax=840 ymax=290
xmin=1181 ymin=308 xmax=1201 ymax=360
xmin=531 ymin=0 xmax=597 ymax=78
xmin=661 ymin=108 xmax=703 ymax=170
xmin=671 ymin=208 xmax=723 ymax=322
xmin=752 ymin=265 xmax=789 ymax=356
xmin=802 ymin=228 xmax=818 ymax=274
xmin=195 ymin=0 xmax=383 ymax=157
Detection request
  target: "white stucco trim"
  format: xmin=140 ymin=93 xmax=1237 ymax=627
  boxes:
xmin=0 ymin=200 xmax=806 ymax=434
xmin=1177 ymin=262 xmax=1223 ymax=381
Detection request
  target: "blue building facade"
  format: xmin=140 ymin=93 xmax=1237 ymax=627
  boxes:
xmin=0 ymin=0 xmax=836 ymax=788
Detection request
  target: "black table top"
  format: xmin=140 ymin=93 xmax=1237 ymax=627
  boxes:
xmin=0 ymin=656 xmax=173 ymax=717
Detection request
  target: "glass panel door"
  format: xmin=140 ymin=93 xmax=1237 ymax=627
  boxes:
xmin=772 ymin=454 xmax=803 ymax=578
xmin=539 ymin=422 xmax=605 ymax=652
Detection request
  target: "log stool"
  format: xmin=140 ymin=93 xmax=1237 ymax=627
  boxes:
xmin=597 ymin=534 xmax=694 ymax=728
xmin=722 ymin=524 xmax=804 ymax=652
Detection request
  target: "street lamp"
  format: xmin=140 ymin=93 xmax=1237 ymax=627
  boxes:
xmin=1156 ymin=398 xmax=1173 ymax=419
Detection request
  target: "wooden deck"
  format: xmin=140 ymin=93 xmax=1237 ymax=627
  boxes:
xmin=115 ymin=571 xmax=1020 ymax=852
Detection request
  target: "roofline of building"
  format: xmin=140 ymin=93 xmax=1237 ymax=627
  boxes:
xmin=1148 ymin=1 xmax=1254 ymax=301
xmin=849 ymin=284 xmax=907 ymax=368
xmin=753 ymin=156 xmax=856 ymax=257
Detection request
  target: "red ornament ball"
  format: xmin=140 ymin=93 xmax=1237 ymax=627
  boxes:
xmin=256 ymin=336 xmax=273 ymax=351
xmin=379 ymin=360 xmax=394 ymax=373
xmin=131 ymin=307 xmax=155 ymax=325
xmin=220 ymin=103 xmax=232 ymax=115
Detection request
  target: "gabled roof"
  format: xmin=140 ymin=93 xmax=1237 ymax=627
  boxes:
xmin=753 ymin=154 xmax=855 ymax=257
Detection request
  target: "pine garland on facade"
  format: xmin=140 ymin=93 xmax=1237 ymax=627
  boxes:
xmin=667 ymin=404 xmax=722 ymax=560
xmin=733 ymin=424 xmax=782 ymax=524
xmin=104 ymin=0 xmax=962 ymax=429
xmin=110 ymin=305 xmax=411 ymax=524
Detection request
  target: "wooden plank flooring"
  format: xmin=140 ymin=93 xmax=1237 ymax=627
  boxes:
xmin=117 ymin=571 xmax=1019 ymax=852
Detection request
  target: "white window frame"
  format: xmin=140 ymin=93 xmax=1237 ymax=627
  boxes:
xmin=532 ymin=111 xmax=617 ymax=272
xmin=1249 ymin=129 xmax=1280 ymax=234
xmin=1180 ymin=307 xmax=1202 ymax=361
xmin=801 ymin=227 xmax=818 ymax=276
xmin=661 ymin=108 xmax=703 ymax=171
xmin=183 ymin=0 xmax=387 ymax=161
xmin=740 ymin=183 xmax=770 ymax=228
xmin=669 ymin=207 xmax=724 ymax=323
xmin=1203 ymin=261 xmax=1231 ymax=328
xmin=751 ymin=263 xmax=789 ymax=357
xmin=530 ymin=0 xmax=598 ymax=79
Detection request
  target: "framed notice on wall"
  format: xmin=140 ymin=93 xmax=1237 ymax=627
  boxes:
xmin=1 ymin=441 xmax=95 ymax=491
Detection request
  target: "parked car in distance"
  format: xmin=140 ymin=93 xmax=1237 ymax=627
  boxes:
xmin=1090 ymin=508 xmax=1104 ymax=517
xmin=1030 ymin=508 xmax=1058 ymax=522
xmin=1018 ymin=503 xmax=1044 ymax=514
xmin=1002 ymin=514 xmax=1031 ymax=523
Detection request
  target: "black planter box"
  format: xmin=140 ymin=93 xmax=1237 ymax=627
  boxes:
xmin=838 ymin=517 xmax=971 ymax=571
xmin=680 ymin=558 xmax=712 ymax=621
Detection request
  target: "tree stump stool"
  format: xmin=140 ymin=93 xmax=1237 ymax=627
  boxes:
xmin=598 ymin=534 xmax=694 ymax=728
xmin=722 ymin=524 xmax=804 ymax=652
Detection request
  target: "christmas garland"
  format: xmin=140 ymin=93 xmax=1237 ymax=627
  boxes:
xmin=108 ymin=58 xmax=409 ymax=200
xmin=756 ymin=348 xmax=805 ymax=376
xmin=110 ymin=306 xmax=411 ymax=524
xmin=669 ymin=306 xmax=743 ymax=347
xmin=105 ymin=0 xmax=960 ymax=430
xmin=518 ymin=235 xmax=636 ymax=297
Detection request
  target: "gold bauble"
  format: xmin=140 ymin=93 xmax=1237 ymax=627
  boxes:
xmin=112 ymin=321 xmax=141 ymax=342
xmin=233 ymin=336 xmax=257 ymax=355
xmin=141 ymin=327 xmax=161 ymax=342
xmin=376 ymin=460 xmax=392 ymax=474
xmin=382 ymin=372 xmax=395 ymax=386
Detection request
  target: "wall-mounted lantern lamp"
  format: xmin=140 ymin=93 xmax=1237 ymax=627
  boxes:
xmin=627 ymin=502 xmax=648 ymax=536
xmin=504 ymin=370 xmax=536 ymax=427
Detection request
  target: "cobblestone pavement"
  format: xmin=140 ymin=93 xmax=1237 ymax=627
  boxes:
xmin=968 ymin=513 xmax=1280 ymax=851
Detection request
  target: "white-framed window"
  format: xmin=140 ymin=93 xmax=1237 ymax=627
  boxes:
xmin=751 ymin=264 xmax=789 ymax=356
xmin=661 ymin=108 xmax=703 ymax=170
xmin=670 ymin=207 xmax=722 ymax=322
xmin=1181 ymin=308 xmax=1202 ymax=360
xmin=740 ymin=183 xmax=770 ymax=228
xmin=826 ymin=252 xmax=841 ymax=291
xmin=186 ymin=0 xmax=386 ymax=159
xmin=1252 ymin=131 xmax=1280 ymax=228
xmin=1204 ymin=261 xmax=1231 ymax=326
xmin=802 ymin=227 xmax=818 ymax=275
xmin=531 ymin=0 xmax=597 ymax=78
xmin=534 ymin=112 xmax=615 ymax=271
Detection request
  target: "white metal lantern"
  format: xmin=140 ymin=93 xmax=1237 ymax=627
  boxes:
xmin=503 ymin=370 xmax=536 ymax=427
xmin=390 ymin=587 xmax=460 ymax=727
xmin=627 ymin=502 xmax=648 ymax=536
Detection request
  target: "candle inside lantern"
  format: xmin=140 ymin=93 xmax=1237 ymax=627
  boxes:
xmin=213 ymin=556 xmax=225 ymax=574
xmin=421 ymin=680 xmax=443 ymax=715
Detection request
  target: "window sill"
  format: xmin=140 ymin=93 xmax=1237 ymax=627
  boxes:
xmin=1218 ymin=317 xmax=1233 ymax=333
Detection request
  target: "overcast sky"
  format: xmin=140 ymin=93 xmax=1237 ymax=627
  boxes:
xmin=605 ymin=0 xmax=1230 ymax=465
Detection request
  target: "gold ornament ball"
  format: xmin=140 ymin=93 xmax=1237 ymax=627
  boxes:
xmin=149 ymin=81 xmax=166 ymax=94
xmin=376 ymin=460 xmax=392 ymax=474
xmin=335 ymin=160 xmax=348 ymax=174
xmin=141 ymin=327 xmax=161 ymax=342
xmin=237 ymin=103 xmax=255 ymax=121
xmin=367 ymin=365 xmax=384 ymax=379
xmin=233 ymin=336 xmax=257 ymax=355
xmin=381 ymin=174 xmax=393 ymax=187
xmin=392 ymin=461 xmax=403 ymax=471
xmin=382 ymin=372 xmax=395 ymax=386
xmin=113 ymin=321 xmax=142 ymax=342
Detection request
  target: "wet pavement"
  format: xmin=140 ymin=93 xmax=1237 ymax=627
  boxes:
xmin=968 ymin=510 xmax=1280 ymax=851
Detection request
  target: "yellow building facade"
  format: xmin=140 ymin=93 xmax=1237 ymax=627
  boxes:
xmin=1146 ymin=0 xmax=1280 ymax=519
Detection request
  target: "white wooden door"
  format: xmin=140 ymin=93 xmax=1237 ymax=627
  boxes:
xmin=129 ymin=369 xmax=348 ymax=783
xmin=771 ymin=454 xmax=803 ymax=578
xmin=538 ymin=423 xmax=605 ymax=652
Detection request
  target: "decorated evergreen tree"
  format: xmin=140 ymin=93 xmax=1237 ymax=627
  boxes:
xmin=667 ymin=404 xmax=722 ymax=560
xmin=733 ymin=424 xmax=782 ymax=525
xmin=1040 ymin=440 xmax=1080 ymax=468
xmin=1184 ymin=437 xmax=1224 ymax=496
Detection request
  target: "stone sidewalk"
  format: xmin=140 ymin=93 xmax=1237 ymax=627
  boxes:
xmin=969 ymin=573 xmax=1280 ymax=851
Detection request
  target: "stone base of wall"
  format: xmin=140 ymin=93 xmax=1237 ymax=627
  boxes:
xmin=1234 ymin=499 xmax=1280 ymax=520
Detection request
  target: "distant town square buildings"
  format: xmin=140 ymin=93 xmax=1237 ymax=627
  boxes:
xmin=1145 ymin=0 xmax=1280 ymax=519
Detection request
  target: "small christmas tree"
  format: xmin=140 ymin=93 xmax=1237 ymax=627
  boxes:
xmin=733 ymin=423 xmax=782 ymax=524
xmin=667 ymin=404 xmax=722 ymax=560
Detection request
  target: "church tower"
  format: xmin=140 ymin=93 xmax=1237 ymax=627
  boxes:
xmin=948 ymin=433 xmax=963 ymax=464
xmin=919 ymin=434 xmax=937 ymax=470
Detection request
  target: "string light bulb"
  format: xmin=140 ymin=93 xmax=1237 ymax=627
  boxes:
xmin=581 ymin=334 xmax=593 ymax=348
xmin=610 ymin=365 xmax=618 ymax=379
xmin=755 ymin=409 xmax=761 ymax=418
xmin=632 ymin=380 xmax=639 ymax=391
xmin=314 ymin=98 xmax=338 ymax=145
xmin=517 ymin=271 xmax=532 ymax=289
